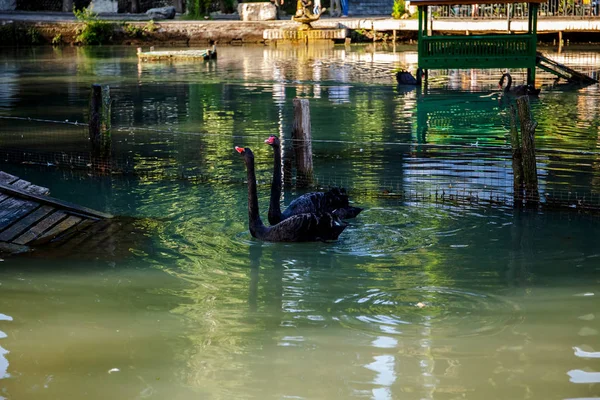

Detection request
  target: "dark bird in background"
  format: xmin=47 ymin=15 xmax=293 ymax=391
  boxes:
xmin=396 ymin=68 xmax=423 ymax=86
xmin=499 ymin=72 xmax=541 ymax=96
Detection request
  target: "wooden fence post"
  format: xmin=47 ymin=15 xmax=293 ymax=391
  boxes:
xmin=131 ymin=0 xmax=140 ymax=13
xmin=516 ymin=96 xmax=539 ymax=205
xmin=89 ymin=84 xmax=111 ymax=171
xmin=174 ymin=0 xmax=184 ymax=14
xmin=62 ymin=0 xmax=73 ymax=12
xmin=291 ymin=98 xmax=314 ymax=188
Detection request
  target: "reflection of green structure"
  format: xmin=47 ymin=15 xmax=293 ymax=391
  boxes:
xmin=413 ymin=89 xmax=506 ymax=143
xmin=413 ymin=0 xmax=544 ymax=85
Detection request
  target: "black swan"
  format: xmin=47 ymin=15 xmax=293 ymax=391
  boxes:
xmin=499 ymin=73 xmax=541 ymax=96
xmin=235 ymin=146 xmax=347 ymax=242
xmin=264 ymin=135 xmax=362 ymax=225
xmin=396 ymin=68 xmax=423 ymax=86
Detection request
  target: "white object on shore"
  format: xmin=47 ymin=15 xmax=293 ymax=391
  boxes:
xmin=238 ymin=2 xmax=277 ymax=21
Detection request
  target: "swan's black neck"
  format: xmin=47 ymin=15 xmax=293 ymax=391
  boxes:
xmin=502 ymin=73 xmax=512 ymax=91
xmin=268 ymin=141 xmax=283 ymax=224
xmin=244 ymin=153 xmax=265 ymax=236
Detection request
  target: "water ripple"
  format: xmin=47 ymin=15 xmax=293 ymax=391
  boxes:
xmin=333 ymin=286 xmax=522 ymax=338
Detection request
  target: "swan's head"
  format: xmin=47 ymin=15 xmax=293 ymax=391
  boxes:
xmin=235 ymin=146 xmax=254 ymax=159
xmin=264 ymin=135 xmax=280 ymax=147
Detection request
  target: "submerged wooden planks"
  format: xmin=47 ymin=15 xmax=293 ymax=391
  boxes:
xmin=0 ymin=171 xmax=112 ymax=255
xmin=536 ymin=52 xmax=599 ymax=84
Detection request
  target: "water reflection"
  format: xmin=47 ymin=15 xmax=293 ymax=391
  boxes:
xmin=0 ymin=178 xmax=598 ymax=398
xmin=1 ymin=45 xmax=598 ymax=206
xmin=0 ymin=45 xmax=599 ymax=399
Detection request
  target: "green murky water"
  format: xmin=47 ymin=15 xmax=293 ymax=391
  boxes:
xmin=0 ymin=45 xmax=600 ymax=399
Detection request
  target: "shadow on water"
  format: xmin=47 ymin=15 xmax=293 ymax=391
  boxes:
xmin=0 ymin=216 xmax=165 ymax=263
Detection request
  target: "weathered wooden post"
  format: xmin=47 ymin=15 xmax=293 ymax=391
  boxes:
xmin=516 ymin=96 xmax=539 ymax=205
xmin=509 ymin=105 xmax=524 ymax=204
xmin=62 ymin=0 xmax=73 ymax=12
xmin=89 ymin=84 xmax=111 ymax=171
xmin=174 ymin=0 xmax=184 ymax=14
xmin=131 ymin=0 xmax=140 ymax=13
xmin=291 ymin=98 xmax=314 ymax=188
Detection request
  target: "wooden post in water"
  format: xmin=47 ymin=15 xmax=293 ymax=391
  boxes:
xmin=516 ymin=96 xmax=539 ymax=206
xmin=291 ymin=98 xmax=314 ymax=188
xmin=509 ymin=105 xmax=524 ymax=205
xmin=558 ymin=31 xmax=563 ymax=53
xmin=89 ymin=84 xmax=112 ymax=171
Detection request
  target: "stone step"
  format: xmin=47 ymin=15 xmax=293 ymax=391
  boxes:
xmin=264 ymin=28 xmax=347 ymax=40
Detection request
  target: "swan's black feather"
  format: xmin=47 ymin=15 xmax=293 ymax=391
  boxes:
xmin=238 ymin=147 xmax=348 ymax=242
xmin=265 ymin=135 xmax=362 ymax=225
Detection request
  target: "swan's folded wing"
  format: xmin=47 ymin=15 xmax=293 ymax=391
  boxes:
xmin=263 ymin=212 xmax=346 ymax=242
xmin=281 ymin=189 xmax=350 ymax=220
xmin=281 ymin=193 xmax=326 ymax=219
xmin=264 ymin=213 xmax=319 ymax=242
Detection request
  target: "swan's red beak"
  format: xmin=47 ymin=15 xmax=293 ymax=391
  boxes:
xmin=235 ymin=146 xmax=245 ymax=154
xmin=264 ymin=136 xmax=276 ymax=145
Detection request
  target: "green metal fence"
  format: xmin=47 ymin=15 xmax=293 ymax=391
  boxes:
xmin=419 ymin=34 xmax=537 ymax=69
xmin=431 ymin=0 xmax=599 ymax=18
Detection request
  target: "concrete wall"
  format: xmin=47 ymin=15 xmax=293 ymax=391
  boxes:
xmin=13 ymin=0 xmax=168 ymax=12
xmin=15 ymin=0 xmax=91 ymax=11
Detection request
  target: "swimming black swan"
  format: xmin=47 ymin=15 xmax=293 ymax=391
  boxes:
xmin=396 ymin=68 xmax=423 ymax=85
xmin=264 ymin=135 xmax=362 ymax=225
xmin=235 ymin=146 xmax=347 ymax=242
xmin=499 ymin=73 xmax=541 ymax=96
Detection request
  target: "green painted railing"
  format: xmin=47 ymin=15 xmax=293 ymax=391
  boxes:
xmin=418 ymin=34 xmax=537 ymax=69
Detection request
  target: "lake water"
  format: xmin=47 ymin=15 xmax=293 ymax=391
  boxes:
xmin=0 ymin=44 xmax=600 ymax=400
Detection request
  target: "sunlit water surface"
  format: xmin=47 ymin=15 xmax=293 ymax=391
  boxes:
xmin=0 ymin=45 xmax=599 ymax=400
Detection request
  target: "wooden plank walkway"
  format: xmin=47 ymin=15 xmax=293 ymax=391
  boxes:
xmin=0 ymin=171 xmax=112 ymax=256
xmin=137 ymin=45 xmax=217 ymax=62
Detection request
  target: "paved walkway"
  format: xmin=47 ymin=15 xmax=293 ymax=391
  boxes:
xmin=1 ymin=10 xmax=599 ymax=34
xmin=0 ymin=10 xmax=149 ymax=21
xmin=0 ymin=10 xmax=389 ymax=22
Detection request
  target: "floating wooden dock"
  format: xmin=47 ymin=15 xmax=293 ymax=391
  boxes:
xmin=137 ymin=45 xmax=217 ymax=62
xmin=0 ymin=171 xmax=112 ymax=256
